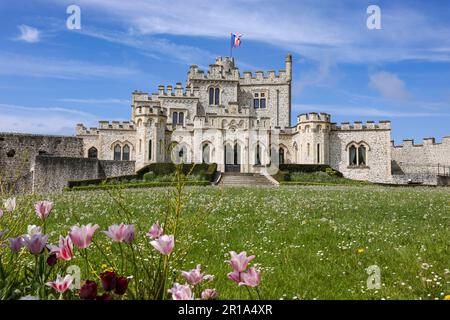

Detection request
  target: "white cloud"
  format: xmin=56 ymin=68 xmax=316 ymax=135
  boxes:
xmin=51 ymin=0 xmax=450 ymax=64
xmin=57 ymin=98 xmax=130 ymax=104
xmin=0 ymin=103 xmax=98 ymax=135
xmin=0 ymin=53 xmax=138 ymax=80
xmin=17 ymin=25 xmax=40 ymax=43
xmin=369 ymin=71 xmax=411 ymax=101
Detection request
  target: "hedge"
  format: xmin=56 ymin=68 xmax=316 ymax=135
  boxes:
xmin=278 ymin=164 xmax=343 ymax=176
xmin=66 ymin=180 xmax=210 ymax=191
xmin=68 ymin=174 xmax=139 ymax=188
xmin=136 ymin=163 xmax=217 ymax=181
xmin=280 ymin=180 xmax=371 ymax=186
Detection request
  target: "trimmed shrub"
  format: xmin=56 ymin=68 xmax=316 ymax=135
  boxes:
xmin=67 ymin=180 xmax=210 ymax=191
xmin=143 ymin=171 xmax=156 ymax=181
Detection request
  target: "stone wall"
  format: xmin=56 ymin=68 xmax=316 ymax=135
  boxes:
xmin=32 ymin=156 xmax=135 ymax=194
xmin=329 ymin=123 xmax=392 ymax=183
xmin=391 ymin=137 xmax=450 ymax=175
xmin=0 ymin=133 xmax=83 ymax=193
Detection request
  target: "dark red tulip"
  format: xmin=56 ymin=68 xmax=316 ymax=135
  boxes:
xmin=79 ymin=280 xmax=98 ymax=300
xmin=100 ymin=271 xmax=117 ymax=291
xmin=46 ymin=253 xmax=57 ymax=266
xmin=96 ymin=293 xmax=113 ymax=300
xmin=114 ymin=276 xmax=128 ymax=295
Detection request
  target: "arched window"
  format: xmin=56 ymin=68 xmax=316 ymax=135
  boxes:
xmin=255 ymin=143 xmax=261 ymax=165
xmin=209 ymin=87 xmax=214 ymax=105
xmin=178 ymin=146 xmax=187 ymax=163
xmin=279 ymin=148 xmax=285 ymax=165
xmin=202 ymin=144 xmax=210 ymax=164
xmin=172 ymin=112 xmax=178 ymax=126
xmin=148 ymin=140 xmax=152 ymax=161
xmin=349 ymin=145 xmax=357 ymax=166
xmin=214 ymin=88 xmax=220 ymax=105
xmin=358 ymin=145 xmax=367 ymax=166
xmin=88 ymin=147 xmax=98 ymax=159
xmin=122 ymin=144 xmax=130 ymax=161
xmin=113 ymin=145 xmax=121 ymax=161
xmin=178 ymin=112 xmax=184 ymax=126
xmin=209 ymin=87 xmax=220 ymax=105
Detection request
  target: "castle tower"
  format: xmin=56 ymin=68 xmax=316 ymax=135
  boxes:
xmin=132 ymin=92 xmax=167 ymax=169
xmin=295 ymin=112 xmax=330 ymax=164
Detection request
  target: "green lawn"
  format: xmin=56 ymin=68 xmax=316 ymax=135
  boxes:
xmin=15 ymin=185 xmax=450 ymax=299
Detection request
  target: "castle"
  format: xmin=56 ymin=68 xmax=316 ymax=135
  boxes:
xmin=1 ymin=55 xmax=449 ymax=193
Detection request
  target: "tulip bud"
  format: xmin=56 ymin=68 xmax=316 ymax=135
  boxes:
xmin=47 ymin=253 xmax=57 ymax=266
xmin=79 ymin=280 xmax=98 ymax=300
xmin=96 ymin=293 xmax=113 ymax=300
xmin=114 ymin=276 xmax=128 ymax=295
xmin=100 ymin=271 xmax=117 ymax=291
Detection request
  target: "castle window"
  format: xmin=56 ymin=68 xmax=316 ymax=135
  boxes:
xmin=358 ymin=145 xmax=366 ymax=166
xmin=255 ymin=143 xmax=261 ymax=165
xmin=317 ymin=144 xmax=320 ymax=164
xmin=349 ymin=145 xmax=357 ymax=166
xmin=178 ymin=112 xmax=184 ymax=126
xmin=279 ymin=148 xmax=285 ymax=165
xmin=209 ymin=87 xmax=220 ymax=105
xmin=148 ymin=140 xmax=152 ymax=161
xmin=253 ymin=92 xmax=267 ymax=109
xmin=122 ymin=144 xmax=130 ymax=161
xmin=88 ymin=147 xmax=98 ymax=159
xmin=172 ymin=112 xmax=178 ymax=127
xmin=202 ymin=143 xmax=210 ymax=164
xmin=307 ymin=143 xmax=310 ymax=158
xmin=113 ymin=144 xmax=121 ymax=161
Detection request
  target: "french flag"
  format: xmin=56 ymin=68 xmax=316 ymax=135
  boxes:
xmin=231 ymin=33 xmax=242 ymax=48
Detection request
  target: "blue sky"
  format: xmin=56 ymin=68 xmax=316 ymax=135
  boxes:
xmin=1 ymin=0 xmax=449 ymax=144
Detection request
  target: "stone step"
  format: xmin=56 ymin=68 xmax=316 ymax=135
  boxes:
xmin=219 ymin=173 xmax=275 ymax=186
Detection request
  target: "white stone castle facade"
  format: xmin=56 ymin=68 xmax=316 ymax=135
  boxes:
xmin=76 ymin=55 xmax=450 ymax=184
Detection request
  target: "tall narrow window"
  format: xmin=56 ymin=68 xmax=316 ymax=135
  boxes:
xmin=255 ymin=144 xmax=261 ymax=165
xmin=260 ymin=92 xmax=266 ymax=108
xmin=148 ymin=140 xmax=152 ymax=161
xmin=307 ymin=143 xmax=310 ymax=158
xmin=279 ymin=148 xmax=285 ymax=165
xmin=178 ymin=112 xmax=184 ymax=126
xmin=88 ymin=147 xmax=98 ymax=159
xmin=358 ymin=145 xmax=366 ymax=166
xmin=209 ymin=87 xmax=214 ymax=105
xmin=202 ymin=144 xmax=210 ymax=164
xmin=122 ymin=145 xmax=130 ymax=161
xmin=349 ymin=145 xmax=357 ymax=166
xmin=172 ymin=112 xmax=178 ymax=126
xmin=253 ymin=93 xmax=260 ymax=108
xmin=317 ymin=144 xmax=320 ymax=164
xmin=215 ymin=88 xmax=220 ymax=105
xmin=113 ymin=145 xmax=121 ymax=161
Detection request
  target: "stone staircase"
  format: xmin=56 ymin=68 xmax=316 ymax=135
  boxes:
xmin=219 ymin=173 xmax=276 ymax=186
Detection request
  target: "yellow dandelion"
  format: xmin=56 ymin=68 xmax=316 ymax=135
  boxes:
xmin=444 ymin=295 xmax=450 ymax=300
xmin=101 ymin=264 xmax=107 ymax=270
xmin=357 ymin=248 xmax=365 ymax=253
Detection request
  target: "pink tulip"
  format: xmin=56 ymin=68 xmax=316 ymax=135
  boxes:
xmin=69 ymin=224 xmax=99 ymax=249
xmin=23 ymin=233 xmax=49 ymax=255
xmin=46 ymin=274 xmax=73 ymax=294
xmin=227 ymin=271 xmax=241 ymax=284
xmin=150 ymin=234 xmax=174 ymax=255
xmin=34 ymin=201 xmax=53 ymax=220
xmin=201 ymin=288 xmax=219 ymax=300
xmin=168 ymin=283 xmax=194 ymax=300
xmin=0 ymin=208 xmax=3 ymax=218
xmin=229 ymin=251 xmax=255 ymax=272
xmin=181 ymin=264 xmax=214 ymax=285
xmin=238 ymin=267 xmax=261 ymax=288
xmin=146 ymin=221 xmax=164 ymax=239
xmin=49 ymin=236 xmax=74 ymax=261
xmin=9 ymin=236 xmax=25 ymax=253
xmin=103 ymin=223 xmax=135 ymax=243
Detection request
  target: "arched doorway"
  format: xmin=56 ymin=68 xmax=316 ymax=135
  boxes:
xmin=88 ymin=147 xmax=98 ymax=159
xmin=224 ymin=142 xmax=240 ymax=172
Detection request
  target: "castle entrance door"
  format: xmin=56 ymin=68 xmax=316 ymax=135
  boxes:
xmin=224 ymin=143 xmax=240 ymax=172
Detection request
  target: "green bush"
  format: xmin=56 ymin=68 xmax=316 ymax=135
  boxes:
xmin=143 ymin=171 xmax=156 ymax=181
xmin=67 ymin=180 xmax=210 ymax=191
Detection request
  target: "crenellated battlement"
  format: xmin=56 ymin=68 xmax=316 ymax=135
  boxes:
xmin=391 ymin=136 xmax=450 ymax=148
xmin=152 ymin=83 xmax=200 ymax=98
xmin=331 ymin=120 xmax=391 ymax=131
xmin=297 ymin=112 xmax=331 ymax=123
xmin=76 ymin=121 xmax=136 ymax=135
